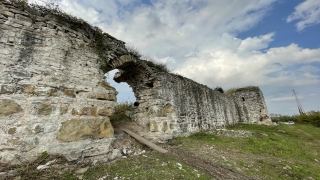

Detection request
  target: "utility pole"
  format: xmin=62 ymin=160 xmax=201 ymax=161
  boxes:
xmin=292 ymin=89 xmax=305 ymax=115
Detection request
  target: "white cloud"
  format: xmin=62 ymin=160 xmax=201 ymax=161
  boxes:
xmin=287 ymin=0 xmax=320 ymax=31
xmin=238 ymin=33 xmax=274 ymax=52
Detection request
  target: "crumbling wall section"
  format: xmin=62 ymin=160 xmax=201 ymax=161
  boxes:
xmin=113 ymin=56 xmax=271 ymax=142
xmin=0 ymin=1 xmax=126 ymax=164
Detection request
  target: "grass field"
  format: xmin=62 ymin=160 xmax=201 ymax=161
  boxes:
xmin=177 ymin=124 xmax=320 ymax=180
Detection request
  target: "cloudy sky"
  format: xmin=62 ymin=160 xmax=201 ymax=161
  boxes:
xmin=30 ymin=0 xmax=320 ymax=115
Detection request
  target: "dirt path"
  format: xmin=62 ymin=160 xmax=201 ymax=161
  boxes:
xmin=114 ymin=122 xmax=251 ymax=179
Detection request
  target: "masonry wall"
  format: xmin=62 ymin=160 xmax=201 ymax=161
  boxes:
xmin=0 ymin=1 xmax=127 ymax=164
xmin=113 ymin=56 xmax=272 ymax=142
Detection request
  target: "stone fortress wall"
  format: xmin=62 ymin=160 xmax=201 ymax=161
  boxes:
xmin=114 ymin=58 xmax=271 ymax=142
xmin=0 ymin=0 xmax=271 ymax=164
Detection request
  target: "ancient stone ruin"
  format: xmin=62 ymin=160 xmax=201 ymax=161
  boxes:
xmin=0 ymin=0 xmax=271 ymax=165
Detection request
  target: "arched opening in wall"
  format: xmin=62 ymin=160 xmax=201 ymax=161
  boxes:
xmin=105 ymin=69 xmax=136 ymax=103
xmin=242 ymin=97 xmax=245 ymax=101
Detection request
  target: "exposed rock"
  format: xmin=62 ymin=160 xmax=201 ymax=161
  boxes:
xmin=109 ymin=149 xmax=122 ymax=161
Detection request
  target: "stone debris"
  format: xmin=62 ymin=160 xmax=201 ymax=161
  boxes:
xmin=176 ymin=163 xmax=182 ymax=170
xmin=75 ymin=167 xmax=89 ymax=174
xmin=283 ymin=165 xmax=292 ymax=170
xmin=209 ymin=129 xmax=253 ymax=138
xmin=162 ymin=162 xmax=168 ymax=166
xmin=37 ymin=159 xmax=57 ymax=170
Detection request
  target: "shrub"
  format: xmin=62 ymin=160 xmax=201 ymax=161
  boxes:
xmin=214 ymin=86 xmax=224 ymax=93
xmin=126 ymin=45 xmax=142 ymax=59
xmin=110 ymin=101 xmax=133 ymax=122
xmin=271 ymin=111 xmax=320 ymax=127
xmin=142 ymin=59 xmax=170 ymax=73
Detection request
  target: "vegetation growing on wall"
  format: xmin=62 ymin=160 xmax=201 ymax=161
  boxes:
xmin=126 ymin=45 xmax=170 ymax=73
xmin=225 ymin=86 xmax=259 ymax=95
xmin=214 ymin=86 xmax=224 ymax=93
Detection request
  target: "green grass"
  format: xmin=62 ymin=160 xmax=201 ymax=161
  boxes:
xmin=83 ymin=152 xmax=211 ymax=180
xmin=177 ymin=124 xmax=320 ymax=180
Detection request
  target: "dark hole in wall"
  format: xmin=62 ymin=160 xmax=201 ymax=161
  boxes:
xmin=146 ymin=82 xmax=154 ymax=88
xmin=242 ymin=97 xmax=245 ymax=101
xmin=134 ymin=102 xmax=139 ymax=106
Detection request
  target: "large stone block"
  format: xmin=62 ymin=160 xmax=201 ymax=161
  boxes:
xmin=0 ymin=99 xmax=23 ymax=116
xmin=57 ymin=118 xmax=114 ymax=142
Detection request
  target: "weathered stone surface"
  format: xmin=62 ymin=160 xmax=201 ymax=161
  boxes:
xmin=72 ymin=107 xmax=97 ymax=116
xmin=59 ymin=106 xmax=69 ymax=115
xmin=0 ymin=99 xmax=22 ymax=116
xmin=37 ymin=104 xmax=54 ymax=115
xmin=0 ymin=85 xmax=15 ymax=94
xmin=57 ymin=118 xmax=114 ymax=142
xmin=88 ymin=92 xmax=116 ymax=101
xmin=23 ymin=85 xmax=35 ymax=94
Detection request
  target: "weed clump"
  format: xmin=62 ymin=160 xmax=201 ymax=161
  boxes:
xmin=225 ymin=86 xmax=259 ymax=95
xmin=110 ymin=102 xmax=133 ymax=122
xmin=214 ymin=86 xmax=224 ymax=93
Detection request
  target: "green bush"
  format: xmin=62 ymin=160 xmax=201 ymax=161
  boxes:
xmin=272 ymin=111 xmax=320 ymax=127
